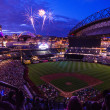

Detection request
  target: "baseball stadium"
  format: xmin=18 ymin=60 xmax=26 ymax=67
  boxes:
xmin=27 ymin=7 xmax=110 ymax=99
xmin=1 ymin=7 xmax=110 ymax=110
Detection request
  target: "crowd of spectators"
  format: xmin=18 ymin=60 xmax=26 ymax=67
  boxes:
xmin=0 ymin=52 xmax=20 ymax=61
xmin=74 ymin=87 xmax=101 ymax=103
xmin=0 ymin=88 xmax=110 ymax=110
xmin=0 ymin=59 xmax=110 ymax=110
xmin=0 ymin=54 xmax=12 ymax=60
xmin=83 ymin=55 xmax=110 ymax=64
xmin=67 ymin=90 xmax=110 ymax=110
xmin=38 ymin=84 xmax=59 ymax=100
xmin=0 ymin=89 xmax=67 ymax=110
xmin=0 ymin=60 xmax=25 ymax=95
xmin=82 ymin=56 xmax=96 ymax=63
xmin=100 ymin=56 xmax=110 ymax=64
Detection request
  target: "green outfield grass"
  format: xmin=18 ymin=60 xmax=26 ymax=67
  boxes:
xmin=28 ymin=61 xmax=110 ymax=91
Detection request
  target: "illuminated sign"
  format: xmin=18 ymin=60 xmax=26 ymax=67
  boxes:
xmin=39 ymin=43 xmax=48 ymax=49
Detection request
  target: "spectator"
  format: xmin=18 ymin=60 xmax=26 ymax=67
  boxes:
xmin=102 ymin=93 xmax=110 ymax=110
xmin=16 ymin=90 xmax=25 ymax=110
xmin=0 ymin=101 xmax=15 ymax=110
xmin=91 ymin=101 xmax=101 ymax=110
xmin=67 ymin=96 xmax=82 ymax=110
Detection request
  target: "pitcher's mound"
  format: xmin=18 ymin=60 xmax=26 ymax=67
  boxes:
xmin=65 ymin=82 xmax=72 ymax=85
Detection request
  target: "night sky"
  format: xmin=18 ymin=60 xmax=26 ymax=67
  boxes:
xmin=0 ymin=0 xmax=110 ymax=37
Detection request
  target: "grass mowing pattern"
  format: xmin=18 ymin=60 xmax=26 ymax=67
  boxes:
xmin=28 ymin=61 xmax=110 ymax=91
xmin=51 ymin=77 xmax=88 ymax=92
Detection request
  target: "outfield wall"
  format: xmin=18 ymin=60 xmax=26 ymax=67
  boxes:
xmin=65 ymin=54 xmax=84 ymax=60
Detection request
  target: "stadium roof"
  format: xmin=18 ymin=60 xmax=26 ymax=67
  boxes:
xmin=70 ymin=7 xmax=110 ymax=34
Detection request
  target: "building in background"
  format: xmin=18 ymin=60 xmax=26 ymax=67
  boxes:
xmin=0 ymin=25 xmax=4 ymax=47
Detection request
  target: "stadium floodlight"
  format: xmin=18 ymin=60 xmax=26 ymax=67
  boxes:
xmin=39 ymin=43 xmax=49 ymax=49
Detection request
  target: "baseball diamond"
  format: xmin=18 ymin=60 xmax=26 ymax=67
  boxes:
xmin=28 ymin=61 xmax=110 ymax=97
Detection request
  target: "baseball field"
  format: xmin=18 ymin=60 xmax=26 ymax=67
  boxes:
xmin=28 ymin=61 xmax=110 ymax=93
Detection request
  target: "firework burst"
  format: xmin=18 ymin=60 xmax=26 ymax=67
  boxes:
xmin=47 ymin=12 xmax=54 ymax=23
xmin=24 ymin=8 xmax=37 ymax=33
xmin=38 ymin=9 xmax=54 ymax=29
xmin=38 ymin=9 xmax=46 ymax=17
xmin=24 ymin=8 xmax=54 ymax=31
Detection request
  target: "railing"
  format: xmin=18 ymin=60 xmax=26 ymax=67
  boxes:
xmin=0 ymin=81 xmax=18 ymax=91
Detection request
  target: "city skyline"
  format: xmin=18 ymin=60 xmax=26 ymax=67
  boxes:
xmin=0 ymin=0 xmax=110 ymax=37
